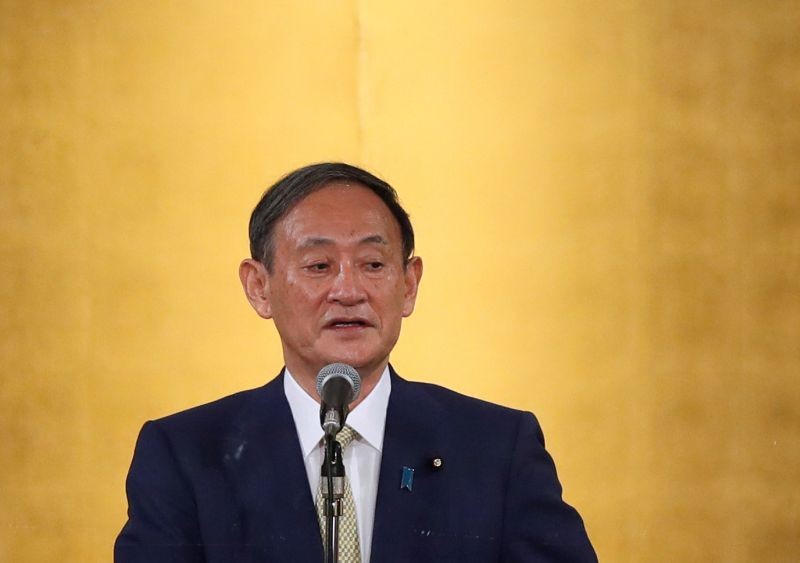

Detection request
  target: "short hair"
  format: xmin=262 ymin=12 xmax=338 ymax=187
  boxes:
xmin=249 ymin=162 xmax=415 ymax=271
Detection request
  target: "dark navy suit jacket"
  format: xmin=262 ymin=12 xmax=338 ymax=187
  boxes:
xmin=115 ymin=369 xmax=597 ymax=562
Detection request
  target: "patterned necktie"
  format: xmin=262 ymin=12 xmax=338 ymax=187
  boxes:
xmin=316 ymin=425 xmax=361 ymax=562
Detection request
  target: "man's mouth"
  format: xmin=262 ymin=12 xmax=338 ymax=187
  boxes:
xmin=325 ymin=318 xmax=371 ymax=329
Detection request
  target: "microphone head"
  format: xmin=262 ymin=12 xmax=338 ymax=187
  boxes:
xmin=316 ymin=363 xmax=362 ymax=404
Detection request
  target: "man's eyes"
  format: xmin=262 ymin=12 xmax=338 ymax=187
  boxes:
xmin=302 ymin=260 xmax=386 ymax=273
xmin=305 ymin=262 xmax=330 ymax=272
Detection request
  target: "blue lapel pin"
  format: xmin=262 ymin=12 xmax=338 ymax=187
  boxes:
xmin=400 ymin=466 xmax=415 ymax=491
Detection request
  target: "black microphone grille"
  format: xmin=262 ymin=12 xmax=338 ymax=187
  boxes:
xmin=316 ymin=363 xmax=362 ymax=401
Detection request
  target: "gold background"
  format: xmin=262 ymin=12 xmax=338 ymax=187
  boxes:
xmin=1 ymin=1 xmax=798 ymax=561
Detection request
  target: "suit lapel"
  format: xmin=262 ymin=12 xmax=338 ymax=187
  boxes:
xmin=223 ymin=372 xmax=324 ymax=562
xmin=370 ymin=370 xmax=447 ymax=561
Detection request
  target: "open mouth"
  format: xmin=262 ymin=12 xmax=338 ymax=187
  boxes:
xmin=326 ymin=318 xmax=371 ymax=329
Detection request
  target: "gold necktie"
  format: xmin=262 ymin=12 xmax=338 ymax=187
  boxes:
xmin=316 ymin=425 xmax=361 ymax=562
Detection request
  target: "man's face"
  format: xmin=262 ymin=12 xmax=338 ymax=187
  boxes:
xmin=260 ymin=182 xmax=421 ymax=380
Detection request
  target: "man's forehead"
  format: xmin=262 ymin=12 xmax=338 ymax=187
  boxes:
xmin=276 ymin=184 xmax=402 ymax=244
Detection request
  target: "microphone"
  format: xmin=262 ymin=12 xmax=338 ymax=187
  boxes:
xmin=316 ymin=363 xmax=361 ymax=438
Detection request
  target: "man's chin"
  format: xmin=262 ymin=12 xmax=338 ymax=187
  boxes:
xmin=317 ymin=350 xmax=386 ymax=375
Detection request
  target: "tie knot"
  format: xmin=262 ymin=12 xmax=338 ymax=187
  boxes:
xmin=336 ymin=425 xmax=358 ymax=450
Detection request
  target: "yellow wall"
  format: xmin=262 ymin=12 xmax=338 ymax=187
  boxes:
xmin=1 ymin=1 xmax=798 ymax=561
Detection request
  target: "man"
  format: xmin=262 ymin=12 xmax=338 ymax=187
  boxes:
xmin=115 ymin=163 xmax=597 ymax=562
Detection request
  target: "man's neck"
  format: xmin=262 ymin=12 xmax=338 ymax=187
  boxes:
xmin=284 ymin=360 xmax=388 ymax=409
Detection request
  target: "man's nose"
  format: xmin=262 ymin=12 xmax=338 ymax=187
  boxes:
xmin=327 ymin=263 xmax=367 ymax=305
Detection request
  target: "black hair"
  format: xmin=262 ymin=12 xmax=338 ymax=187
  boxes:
xmin=248 ymin=162 xmax=415 ymax=271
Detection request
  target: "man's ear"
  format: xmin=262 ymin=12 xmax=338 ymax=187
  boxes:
xmin=401 ymin=256 xmax=423 ymax=317
xmin=239 ymin=259 xmax=273 ymax=319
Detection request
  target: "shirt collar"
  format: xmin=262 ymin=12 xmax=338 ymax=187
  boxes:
xmin=283 ymin=365 xmax=391 ymax=458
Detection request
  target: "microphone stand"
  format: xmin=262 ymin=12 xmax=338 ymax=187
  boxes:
xmin=321 ymin=434 xmax=345 ymax=563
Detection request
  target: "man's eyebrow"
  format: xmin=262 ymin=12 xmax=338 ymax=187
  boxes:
xmin=360 ymin=234 xmax=389 ymax=245
xmin=297 ymin=235 xmax=388 ymax=249
xmin=298 ymin=236 xmax=334 ymax=249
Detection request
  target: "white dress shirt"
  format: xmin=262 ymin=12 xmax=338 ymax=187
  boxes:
xmin=284 ymin=366 xmax=390 ymax=563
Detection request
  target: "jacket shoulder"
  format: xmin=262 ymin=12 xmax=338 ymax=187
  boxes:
xmin=393 ymin=376 xmax=542 ymax=450
xmin=147 ymin=375 xmax=282 ymax=441
xmin=400 ymin=378 xmax=532 ymax=421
